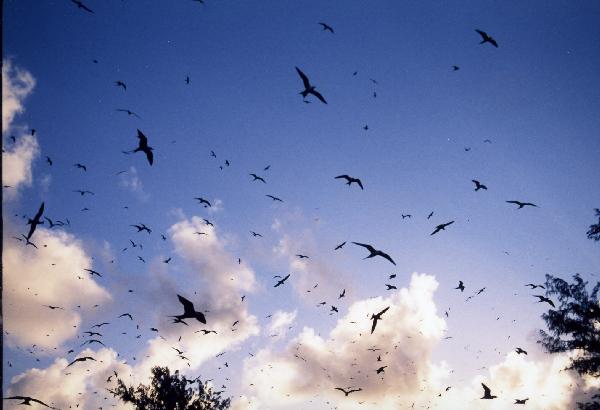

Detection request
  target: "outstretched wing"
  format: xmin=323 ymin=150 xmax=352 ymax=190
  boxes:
xmin=295 ymin=67 xmax=311 ymax=89
xmin=137 ymin=129 xmax=148 ymax=148
xmin=379 ymin=251 xmax=396 ymax=265
xmin=475 ymin=29 xmax=487 ymax=40
xmin=481 ymin=383 xmax=491 ymax=396
xmin=377 ymin=306 xmax=390 ymax=316
xmin=355 ymin=178 xmax=364 ymax=190
xmin=177 ymin=294 xmax=196 ymax=315
xmin=309 ymin=89 xmax=327 ymax=104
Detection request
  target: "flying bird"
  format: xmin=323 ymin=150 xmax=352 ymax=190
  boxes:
xmin=115 ymin=80 xmax=127 ymax=91
xmin=451 ymin=65 xmax=460 ymax=71
xmin=266 ymin=194 xmax=283 ymax=202
xmin=25 ymin=202 xmax=45 ymax=241
xmin=525 ymin=283 xmax=545 ymax=290
xmin=71 ymin=0 xmax=94 ymax=13
xmin=352 ymin=242 xmax=396 ymax=265
xmin=385 ymin=284 xmax=397 ymax=290
xmin=195 ymin=197 xmax=211 ymax=207
xmin=46 ymin=156 xmax=53 ymax=166
xmin=73 ymin=163 xmax=87 ymax=171
xmin=335 ymin=175 xmax=364 ymax=190
xmin=119 ymin=313 xmax=133 ymax=320
xmin=66 ymin=356 xmax=96 ymax=367
xmin=339 ymin=289 xmax=346 ymax=299
xmin=334 ymin=241 xmax=346 ymax=250
xmin=515 ymin=398 xmax=529 ymax=404
xmin=533 ymin=295 xmax=555 ymax=308
xmin=84 ymin=269 xmax=102 ymax=277
xmin=296 ymin=254 xmax=309 ymax=259
xmin=370 ymin=306 xmax=390 ymax=334
xmin=515 ymin=347 xmax=528 ymax=355
xmin=250 ymin=231 xmax=263 ymax=237
xmin=455 ymin=281 xmax=465 ymax=292
xmin=376 ymin=366 xmax=387 ymax=374
xmin=3 ymin=396 xmax=57 ymax=408
xmin=172 ymin=294 xmax=207 ymax=324
xmin=318 ymin=22 xmax=334 ymax=33
xmin=295 ymin=67 xmax=327 ymax=104
xmin=132 ymin=129 xmax=154 ymax=165
xmin=274 ymin=274 xmax=291 ymax=287
xmin=480 ymin=383 xmax=497 ymax=399
xmin=506 ymin=200 xmax=538 ymax=209
xmin=73 ymin=189 xmax=94 ymax=196
xmin=472 ymin=180 xmax=488 ymax=191
xmin=475 ymin=29 xmax=499 ymax=48
xmin=334 ymin=387 xmax=362 ymax=396
xmin=249 ymin=173 xmax=266 ymax=183
xmin=116 ymin=108 xmax=141 ymax=118
xmin=431 ymin=221 xmax=454 ymax=236
xmin=43 ymin=305 xmax=64 ymax=310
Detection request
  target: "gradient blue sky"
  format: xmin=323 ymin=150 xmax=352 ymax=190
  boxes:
xmin=3 ymin=0 xmax=600 ymax=408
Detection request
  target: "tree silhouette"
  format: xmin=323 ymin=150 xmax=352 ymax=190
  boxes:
xmin=110 ymin=366 xmax=231 ymax=410
xmin=587 ymin=209 xmax=600 ymax=242
xmin=538 ymin=274 xmax=600 ymax=409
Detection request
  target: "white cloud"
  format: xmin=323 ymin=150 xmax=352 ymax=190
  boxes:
xmin=3 ymin=228 xmax=112 ymax=349
xmin=2 ymin=134 xmax=40 ymax=197
xmin=118 ymin=166 xmax=148 ymax=200
xmin=5 ymin=348 xmax=134 ymax=410
xmin=133 ymin=216 xmax=259 ymax=378
xmin=267 ymin=309 xmax=297 ymax=340
xmin=2 ymin=59 xmax=35 ymax=133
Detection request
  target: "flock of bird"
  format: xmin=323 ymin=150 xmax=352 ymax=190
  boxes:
xmin=3 ymin=2 xmax=564 ymax=409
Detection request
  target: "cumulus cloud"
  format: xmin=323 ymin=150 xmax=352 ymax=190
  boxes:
xmin=240 ymin=273 xmax=447 ymax=409
xmin=267 ymin=309 xmax=297 ymax=340
xmin=2 ymin=134 xmax=40 ymax=197
xmin=118 ymin=166 xmax=148 ymax=200
xmin=3 ymin=228 xmax=111 ymax=349
xmin=2 ymin=59 xmax=35 ymax=133
xmin=2 ymin=60 xmax=39 ymax=196
xmin=133 ymin=216 xmax=259 ymax=378
xmin=237 ymin=272 xmax=596 ymax=409
xmin=5 ymin=348 xmax=133 ymax=410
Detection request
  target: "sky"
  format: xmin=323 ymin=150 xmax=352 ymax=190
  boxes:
xmin=2 ymin=0 xmax=600 ymax=409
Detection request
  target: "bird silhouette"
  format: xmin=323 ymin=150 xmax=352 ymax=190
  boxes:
xmin=115 ymin=80 xmax=127 ymax=91
xmin=376 ymin=365 xmax=387 ymax=374
xmin=116 ymin=108 xmax=141 ymax=118
xmin=506 ymin=200 xmax=538 ymax=209
xmin=334 ymin=387 xmax=362 ymax=396
xmin=66 ymin=356 xmax=96 ymax=367
xmin=335 ymin=174 xmax=364 ymax=189
xmin=46 ymin=156 xmax=53 ymax=165
xmin=334 ymin=241 xmax=346 ymax=250
xmin=480 ymin=383 xmax=497 ymax=399
xmin=455 ymin=281 xmax=465 ymax=292
xmin=250 ymin=173 xmax=266 ymax=183
xmin=71 ymin=0 xmax=94 ymax=13
xmin=43 ymin=305 xmax=64 ymax=310
xmin=431 ymin=221 xmax=454 ymax=236
xmin=370 ymin=306 xmax=390 ymax=334
xmin=451 ymin=65 xmax=460 ymax=71
xmin=515 ymin=398 xmax=529 ymax=404
xmin=3 ymin=396 xmax=57 ymax=408
xmin=73 ymin=189 xmax=94 ymax=196
xmin=172 ymin=294 xmax=206 ymax=324
xmin=525 ymin=283 xmax=545 ymax=289
xmin=274 ymin=274 xmax=291 ymax=287
xmin=296 ymin=254 xmax=309 ymax=259
xmin=475 ymin=29 xmax=498 ymax=48
xmin=250 ymin=231 xmax=263 ymax=237
xmin=119 ymin=313 xmax=133 ymax=320
xmin=25 ymin=202 xmax=45 ymax=241
xmin=533 ymin=295 xmax=555 ymax=308
xmin=339 ymin=289 xmax=346 ymax=298
xmin=385 ymin=284 xmax=397 ymax=290
xmin=195 ymin=197 xmax=212 ymax=207
xmin=318 ymin=22 xmax=334 ymax=33
xmin=266 ymin=194 xmax=283 ymax=202
xmin=295 ymin=67 xmax=327 ymax=104
xmin=131 ymin=223 xmax=152 ymax=234
xmin=185 ymin=75 xmax=190 ymax=84
xmin=352 ymin=242 xmax=396 ymax=265
xmin=132 ymin=129 xmax=154 ymax=165
xmin=84 ymin=269 xmax=102 ymax=277
xmin=515 ymin=347 xmax=527 ymax=355
xmin=73 ymin=163 xmax=87 ymax=171
xmin=472 ymin=180 xmax=488 ymax=191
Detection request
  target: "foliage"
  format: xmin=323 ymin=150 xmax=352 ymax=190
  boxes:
xmin=587 ymin=209 xmax=600 ymax=242
xmin=538 ymin=274 xmax=600 ymax=377
xmin=109 ymin=366 xmax=230 ymax=410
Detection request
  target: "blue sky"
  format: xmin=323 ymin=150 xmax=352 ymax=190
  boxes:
xmin=3 ymin=1 xmax=600 ymax=409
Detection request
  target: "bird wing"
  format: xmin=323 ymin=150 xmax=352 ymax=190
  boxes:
xmin=34 ymin=202 xmax=45 ymax=222
xmin=335 ymin=175 xmax=351 ymax=181
xmin=144 ymin=148 xmax=154 ymax=165
xmin=177 ymin=294 xmax=196 ymax=315
xmin=81 ymin=3 xmax=94 ymax=13
xmin=489 ymin=38 xmax=498 ymax=47
xmin=137 ymin=129 xmax=148 ymax=148
xmin=431 ymin=226 xmax=441 ymax=236
xmin=309 ymin=89 xmax=327 ymax=104
xmin=356 ymin=178 xmax=364 ymax=189
xmin=377 ymin=306 xmax=390 ymax=316
xmin=506 ymin=201 xmax=521 ymax=205
xmin=481 ymin=383 xmax=491 ymax=396
xmin=351 ymin=242 xmax=374 ymax=252
xmin=371 ymin=317 xmax=378 ymax=333
xmin=379 ymin=251 xmax=396 ymax=265
xmin=295 ymin=67 xmax=311 ymax=89
xmin=475 ymin=29 xmax=487 ymax=39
